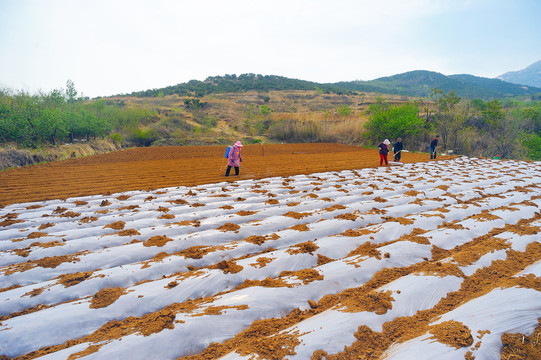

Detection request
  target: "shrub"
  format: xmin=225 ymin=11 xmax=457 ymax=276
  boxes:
xmin=260 ymin=105 xmax=272 ymax=115
xmin=337 ymin=105 xmax=351 ymax=117
xmin=109 ymin=133 xmax=122 ymax=144
xmin=128 ymin=128 xmax=159 ymax=147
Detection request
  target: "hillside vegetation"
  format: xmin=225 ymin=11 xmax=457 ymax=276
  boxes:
xmin=334 ymin=70 xmax=541 ymax=99
xmin=1 ymin=74 xmax=541 ymax=170
xmin=125 ymin=72 xmax=541 ymax=100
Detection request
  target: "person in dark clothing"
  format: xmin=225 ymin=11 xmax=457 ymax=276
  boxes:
xmin=430 ymin=135 xmax=439 ymax=159
xmin=393 ymin=138 xmax=403 ymax=162
xmin=377 ymin=139 xmax=390 ymax=166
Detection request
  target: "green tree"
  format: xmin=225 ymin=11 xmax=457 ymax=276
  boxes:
xmin=520 ymin=104 xmax=541 ymax=134
xmin=364 ymin=100 xmax=425 ymax=144
xmin=431 ymin=88 xmax=461 ymax=150
xmin=521 ymin=132 xmax=541 ymax=160
xmin=65 ymin=80 xmax=78 ymax=104
xmin=481 ymin=99 xmax=519 ymax=158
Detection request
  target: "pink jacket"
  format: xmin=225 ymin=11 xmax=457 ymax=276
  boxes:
xmin=227 ymin=145 xmax=242 ymax=167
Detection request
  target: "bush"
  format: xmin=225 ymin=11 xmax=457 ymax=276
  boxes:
xmin=128 ymin=128 xmax=159 ymax=147
xmin=337 ymin=105 xmax=351 ymax=117
xmin=109 ymin=133 xmax=122 ymax=144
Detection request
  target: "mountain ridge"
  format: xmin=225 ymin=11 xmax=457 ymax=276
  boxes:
xmin=497 ymin=60 xmax=541 ymax=88
xmin=121 ymin=67 xmax=541 ymax=100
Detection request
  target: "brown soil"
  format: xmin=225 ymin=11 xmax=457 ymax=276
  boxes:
xmin=89 ymin=287 xmax=127 ymax=309
xmin=286 ymin=241 xmax=319 ymax=255
xmin=289 ymin=224 xmax=310 ymax=232
xmin=250 ymin=257 xmax=275 ymax=268
xmin=244 ymin=233 xmax=280 ymax=246
xmin=143 ymin=235 xmax=174 ymax=247
xmin=429 ymin=320 xmax=474 ymax=349
xmin=0 ymin=144 xmax=452 ymax=207
xmin=283 ymin=211 xmax=312 ymax=219
xmin=216 ymin=223 xmax=241 ymax=232
xmin=177 ymin=216 xmax=541 ymax=360
xmin=56 ymin=271 xmax=93 ymax=288
xmin=501 ymin=319 xmax=541 ymax=360
xmin=211 ymin=260 xmax=244 ymax=274
xmin=103 ymin=221 xmax=126 ymax=230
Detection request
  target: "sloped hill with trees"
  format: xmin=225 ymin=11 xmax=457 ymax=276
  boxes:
xmin=334 ymin=70 xmax=541 ymax=99
xmin=123 ymin=71 xmax=541 ymax=100
xmin=1 ymin=72 xmax=540 ymax=171
xmin=127 ymin=74 xmax=350 ymax=98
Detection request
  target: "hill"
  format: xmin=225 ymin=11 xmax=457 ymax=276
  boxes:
xmin=334 ymin=70 xmax=541 ymax=99
xmin=123 ymin=71 xmax=541 ymax=100
xmin=497 ymin=60 xmax=541 ymax=88
xmin=127 ymin=74 xmax=351 ymax=98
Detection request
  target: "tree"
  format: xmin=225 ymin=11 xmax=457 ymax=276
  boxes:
xmin=430 ymin=88 xmax=461 ymax=151
xmin=521 ymin=133 xmax=541 ymax=160
xmin=65 ymin=80 xmax=78 ymax=104
xmin=481 ymin=99 xmax=518 ymax=158
xmin=363 ymin=100 xmax=425 ymax=143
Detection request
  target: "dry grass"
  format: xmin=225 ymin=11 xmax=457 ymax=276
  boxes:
xmin=111 ymin=90 xmax=413 ymax=145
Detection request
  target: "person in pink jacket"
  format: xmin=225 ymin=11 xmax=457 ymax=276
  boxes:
xmin=225 ymin=141 xmax=243 ymax=176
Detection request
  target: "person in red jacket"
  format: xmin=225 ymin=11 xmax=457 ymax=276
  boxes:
xmin=225 ymin=141 xmax=243 ymax=176
xmin=377 ymin=139 xmax=390 ymax=166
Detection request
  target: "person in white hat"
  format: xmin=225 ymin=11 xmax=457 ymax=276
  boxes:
xmin=225 ymin=141 xmax=243 ymax=176
xmin=377 ymin=139 xmax=391 ymax=166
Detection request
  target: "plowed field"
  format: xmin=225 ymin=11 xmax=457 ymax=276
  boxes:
xmin=0 ymin=145 xmax=540 ymax=360
xmin=0 ymin=144 xmax=448 ymax=207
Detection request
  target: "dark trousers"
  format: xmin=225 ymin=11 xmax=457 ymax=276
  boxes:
xmin=225 ymin=166 xmax=239 ymax=176
xmin=394 ymin=152 xmax=401 ymax=162
xmin=430 ymin=146 xmax=436 ymax=159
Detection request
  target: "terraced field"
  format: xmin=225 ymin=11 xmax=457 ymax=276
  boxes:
xmin=0 ymin=145 xmax=540 ymax=359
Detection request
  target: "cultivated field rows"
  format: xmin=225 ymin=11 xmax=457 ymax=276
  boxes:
xmin=0 ymin=156 xmax=540 ymax=359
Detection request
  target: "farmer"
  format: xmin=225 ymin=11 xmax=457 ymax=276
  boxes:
xmin=377 ymin=139 xmax=391 ymax=166
xmin=393 ymin=138 xmax=403 ymax=162
xmin=430 ymin=135 xmax=440 ymax=159
xmin=225 ymin=141 xmax=243 ymax=176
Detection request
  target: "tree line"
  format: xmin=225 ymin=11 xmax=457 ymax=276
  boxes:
xmin=1 ymin=81 xmax=539 ymax=161
xmin=126 ymin=74 xmax=351 ymax=98
xmin=0 ymin=81 xmax=157 ymax=148
xmin=361 ymin=89 xmax=541 ymax=160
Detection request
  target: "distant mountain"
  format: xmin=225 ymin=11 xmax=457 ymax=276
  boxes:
xmin=124 ymin=70 xmax=541 ymax=100
xmin=497 ymin=60 xmax=541 ymax=88
xmin=332 ymin=70 xmax=541 ymax=99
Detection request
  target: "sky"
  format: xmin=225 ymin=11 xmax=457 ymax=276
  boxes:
xmin=1 ymin=0 xmax=540 ymax=98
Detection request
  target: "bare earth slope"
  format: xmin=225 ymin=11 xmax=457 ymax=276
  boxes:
xmin=0 ymin=144 xmax=446 ymax=207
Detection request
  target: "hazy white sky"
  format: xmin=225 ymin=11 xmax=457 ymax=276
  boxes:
xmin=1 ymin=0 xmax=540 ymax=98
